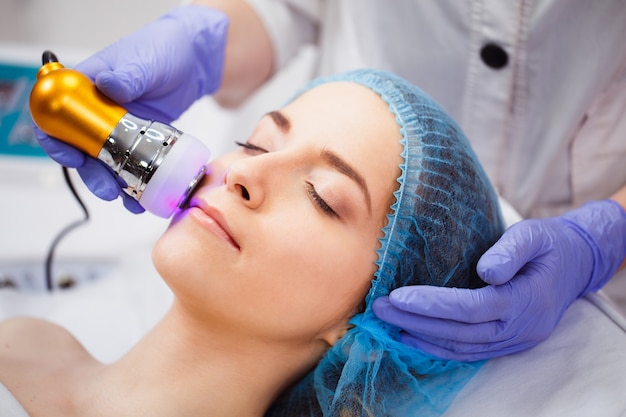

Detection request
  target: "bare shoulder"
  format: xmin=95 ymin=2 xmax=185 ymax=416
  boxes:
xmin=0 ymin=318 xmax=99 ymax=415
xmin=0 ymin=316 xmax=88 ymax=363
xmin=0 ymin=315 xmax=66 ymax=335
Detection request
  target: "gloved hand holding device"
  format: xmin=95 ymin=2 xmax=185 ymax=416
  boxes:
xmin=34 ymin=5 xmax=228 ymax=213
xmin=373 ymin=199 xmax=626 ymax=361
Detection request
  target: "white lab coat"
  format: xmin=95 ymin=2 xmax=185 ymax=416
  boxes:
xmin=246 ymin=0 xmax=626 ymax=219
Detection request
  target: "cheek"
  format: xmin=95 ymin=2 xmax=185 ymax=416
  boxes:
xmin=254 ymin=221 xmax=378 ymax=320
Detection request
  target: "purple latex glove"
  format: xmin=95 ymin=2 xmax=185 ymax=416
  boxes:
xmin=34 ymin=5 xmax=228 ymax=213
xmin=373 ymin=200 xmax=626 ymax=361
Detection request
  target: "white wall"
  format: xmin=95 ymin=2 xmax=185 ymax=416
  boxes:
xmin=0 ymin=0 xmax=180 ymax=53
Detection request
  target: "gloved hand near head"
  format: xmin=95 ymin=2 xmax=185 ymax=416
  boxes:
xmin=34 ymin=5 xmax=228 ymax=213
xmin=373 ymin=199 xmax=626 ymax=361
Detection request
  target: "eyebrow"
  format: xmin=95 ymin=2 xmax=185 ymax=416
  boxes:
xmin=267 ymin=109 xmax=372 ymax=215
xmin=267 ymin=110 xmax=291 ymax=133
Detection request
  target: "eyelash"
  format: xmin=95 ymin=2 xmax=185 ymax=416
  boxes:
xmin=235 ymin=141 xmax=338 ymax=218
xmin=235 ymin=141 xmax=268 ymax=153
xmin=306 ymin=182 xmax=338 ymax=218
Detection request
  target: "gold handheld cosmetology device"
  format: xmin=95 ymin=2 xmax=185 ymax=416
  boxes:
xmin=29 ymin=51 xmax=210 ymax=218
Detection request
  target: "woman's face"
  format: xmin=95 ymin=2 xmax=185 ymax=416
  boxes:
xmin=153 ymin=81 xmax=402 ymax=347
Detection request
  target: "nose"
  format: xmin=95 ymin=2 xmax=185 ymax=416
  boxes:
xmin=224 ymin=158 xmax=265 ymax=209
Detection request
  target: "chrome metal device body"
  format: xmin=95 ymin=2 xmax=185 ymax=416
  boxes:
xmin=99 ymin=113 xmax=203 ymax=205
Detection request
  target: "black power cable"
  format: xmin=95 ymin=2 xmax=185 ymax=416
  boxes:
xmin=42 ymin=50 xmax=58 ymax=65
xmin=40 ymin=50 xmax=90 ymax=291
xmin=44 ymin=167 xmax=90 ymax=292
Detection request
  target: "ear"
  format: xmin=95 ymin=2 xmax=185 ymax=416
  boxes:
xmin=320 ymin=323 xmax=354 ymax=347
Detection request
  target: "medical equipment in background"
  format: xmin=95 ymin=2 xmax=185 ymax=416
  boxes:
xmin=29 ymin=51 xmax=210 ymax=218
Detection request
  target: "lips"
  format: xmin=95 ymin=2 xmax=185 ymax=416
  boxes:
xmin=188 ymin=199 xmax=240 ymax=251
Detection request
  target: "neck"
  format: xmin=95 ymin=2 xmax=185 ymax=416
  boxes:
xmin=78 ymin=301 xmax=316 ymax=417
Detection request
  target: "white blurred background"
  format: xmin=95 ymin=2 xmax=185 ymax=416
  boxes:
xmin=0 ymin=0 xmax=179 ymax=51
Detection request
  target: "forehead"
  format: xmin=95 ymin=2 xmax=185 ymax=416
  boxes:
xmin=282 ymin=81 xmax=400 ymax=150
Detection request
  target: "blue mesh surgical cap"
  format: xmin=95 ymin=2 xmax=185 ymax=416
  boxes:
xmin=266 ymin=69 xmax=505 ymax=417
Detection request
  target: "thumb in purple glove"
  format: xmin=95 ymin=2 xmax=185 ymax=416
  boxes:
xmin=373 ymin=200 xmax=626 ymax=361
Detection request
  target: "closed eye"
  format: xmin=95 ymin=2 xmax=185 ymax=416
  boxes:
xmin=306 ymin=181 xmax=338 ymax=218
xmin=236 ymin=141 xmax=338 ymax=218
xmin=235 ymin=141 xmax=268 ymax=154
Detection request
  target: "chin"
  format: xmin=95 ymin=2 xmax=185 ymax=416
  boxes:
xmin=151 ymin=234 xmax=177 ymax=283
xmin=151 ymin=221 xmax=197 ymax=284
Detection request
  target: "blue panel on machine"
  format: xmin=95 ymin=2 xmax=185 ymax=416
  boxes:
xmin=0 ymin=62 xmax=46 ymax=157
